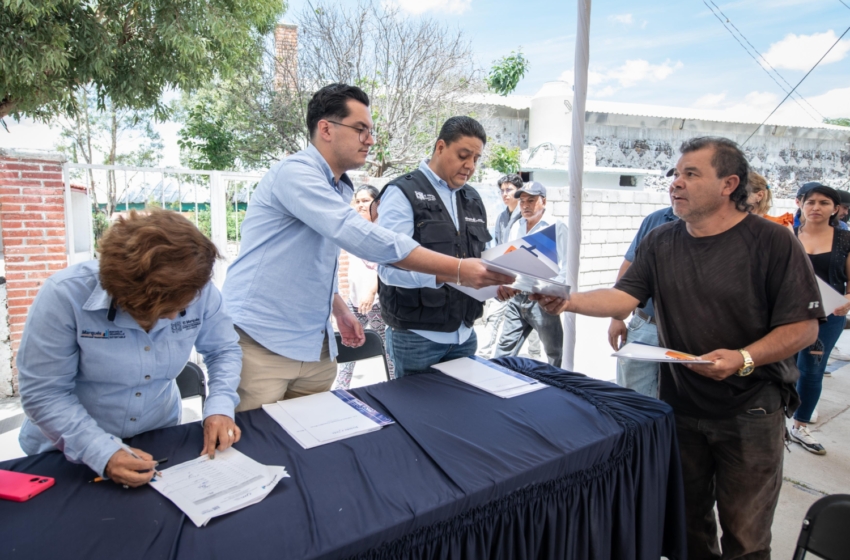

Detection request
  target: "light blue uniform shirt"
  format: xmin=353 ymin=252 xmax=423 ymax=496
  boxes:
xmin=222 ymin=144 xmax=419 ymax=362
xmin=378 ymin=160 xmax=473 ymax=345
xmin=17 ymin=261 xmax=242 ymax=476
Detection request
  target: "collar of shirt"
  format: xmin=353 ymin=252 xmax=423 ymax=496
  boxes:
xmin=305 ymin=143 xmax=354 ymax=194
xmin=418 ymin=159 xmax=460 ymax=229
xmin=518 ymin=217 xmax=550 ymax=235
xmin=662 ymin=207 xmax=677 ymax=222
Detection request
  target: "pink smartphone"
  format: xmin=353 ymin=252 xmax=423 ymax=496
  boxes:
xmin=0 ymin=469 xmax=55 ymax=502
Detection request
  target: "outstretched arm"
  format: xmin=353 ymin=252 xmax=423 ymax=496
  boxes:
xmin=532 ymin=288 xmax=640 ymax=321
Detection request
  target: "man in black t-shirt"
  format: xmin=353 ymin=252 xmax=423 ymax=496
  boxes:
xmin=533 ymin=137 xmax=823 ymax=560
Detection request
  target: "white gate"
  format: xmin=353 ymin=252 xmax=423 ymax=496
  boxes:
xmin=63 ymin=163 xmax=264 ymax=286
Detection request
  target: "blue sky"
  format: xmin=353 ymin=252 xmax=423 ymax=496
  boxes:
xmin=3 ymin=0 xmax=848 ymax=161
xmin=284 ymin=0 xmax=849 ymax=119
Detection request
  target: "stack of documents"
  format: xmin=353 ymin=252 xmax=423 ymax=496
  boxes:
xmin=432 ymin=356 xmax=548 ymax=398
xmin=451 ymin=224 xmax=570 ymax=301
xmin=149 ymin=447 xmax=288 ymax=527
xmin=816 ymin=276 xmax=849 ymax=315
xmin=263 ymin=390 xmax=395 ymax=449
xmin=612 ymin=342 xmax=713 ymax=364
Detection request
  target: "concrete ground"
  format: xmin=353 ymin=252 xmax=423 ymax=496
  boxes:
xmin=1 ymin=317 xmax=848 ymax=558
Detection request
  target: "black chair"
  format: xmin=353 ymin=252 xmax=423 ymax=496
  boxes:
xmin=176 ymin=362 xmax=207 ymax=408
xmin=335 ymin=331 xmax=391 ymax=382
xmin=793 ymin=494 xmax=850 ymax=560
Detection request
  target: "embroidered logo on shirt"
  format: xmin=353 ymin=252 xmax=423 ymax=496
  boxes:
xmin=414 ymin=191 xmax=436 ymax=202
xmin=81 ymin=329 xmax=126 ymax=339
xmin=465 ymin=217 xmax=485 ymax=223
xmin=172 ymin=318 xmax=201 ymax=333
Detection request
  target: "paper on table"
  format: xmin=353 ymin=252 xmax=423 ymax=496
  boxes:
xmin=148 ymin=447 xmax=288 ymax=527
xmin=431 ymin=356 xmax=548 ymax=398
xmin=613 ymin=342 xmax=714 ymax=364
xmin=816 ymin=276 xmax=848 ymax=315
xmin=262 ymin=390 xmax=394 ymax=449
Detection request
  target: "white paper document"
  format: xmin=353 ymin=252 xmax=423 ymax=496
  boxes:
xmin=612 ymin=342 xmax=714 ymax=364
xmin=148 ymin=447 xmax=288 ymax=527
xmin=452 ymin=224 xmax=571 ymax=301
xmin=431 ymin=356 xmax=548 ymax=398
xmin=262 ymin=390 xmax=395 ymax=449
xmin=816 ymin=276 xmax=848 ymax=315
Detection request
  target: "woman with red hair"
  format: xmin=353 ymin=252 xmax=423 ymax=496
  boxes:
xmin=17 ymin=210 xmax=242 ymax=487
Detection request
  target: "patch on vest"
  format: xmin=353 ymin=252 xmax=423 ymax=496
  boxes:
xmin=465 ymin=216 xmax=485 ymax=224
xmin=414 ymin=191 xmax=437 ymax=202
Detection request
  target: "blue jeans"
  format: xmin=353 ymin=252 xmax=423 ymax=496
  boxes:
xmin=385 ymin=327 xmax=478 ymax=378
xmin=616 ymin=314 xmax=660 ymax=398
xmin=795 ymin=313 xmax=845 ymax=423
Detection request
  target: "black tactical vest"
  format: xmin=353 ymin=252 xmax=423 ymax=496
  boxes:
xmin=378 ymin=170 xmax=491 ymax=332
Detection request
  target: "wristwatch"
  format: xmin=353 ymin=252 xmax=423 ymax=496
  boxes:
xmin=736 ymin=349 xmax=755 ymax=377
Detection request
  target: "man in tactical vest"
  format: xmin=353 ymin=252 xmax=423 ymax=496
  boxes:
xmin=377 ymin=117 xmax=493 ymax=377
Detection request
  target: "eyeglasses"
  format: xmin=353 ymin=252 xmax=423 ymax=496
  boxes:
xmin=326 ymin=121 xmax=377 ymax=143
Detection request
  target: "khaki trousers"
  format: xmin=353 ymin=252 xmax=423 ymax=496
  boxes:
xmin=235 ymin=327 xmax=337 ymax=412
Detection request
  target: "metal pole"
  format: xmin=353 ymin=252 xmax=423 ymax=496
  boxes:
xmin=562 ymin=0 xmax=592 ymax=371
xmin=209 ymin=171 xmax=228 ymax=287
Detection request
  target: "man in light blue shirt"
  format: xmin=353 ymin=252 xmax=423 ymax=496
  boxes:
xmin=607 ymin=204 xmax=677 ymax=398
xmin=377 ymin=117 xmax=492 ymax=377
xmin=493 ymin=182 xmax=570 ymax=366
xmin=18 ymin=211 xmax=241 ymax=486
xmin=223 ymin=85 xmax=512 ymax=409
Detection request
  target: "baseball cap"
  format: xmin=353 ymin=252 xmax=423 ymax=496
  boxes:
xmin=797 ymin=181 xmax=826 ymax=199
xmin=513 ymin=181 xmax=547 ymax=198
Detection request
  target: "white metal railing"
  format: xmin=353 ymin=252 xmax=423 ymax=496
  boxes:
xmin=63 ymin=163 xmax=264 ymax=286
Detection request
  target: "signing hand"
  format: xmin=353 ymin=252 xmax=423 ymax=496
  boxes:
xmin=496 ymin=286 xmax=519 ymax=301
xmin=202 ymin=414 xmax=241 ymax=459
xmin=684 ymin=349 xmax=743 ymax=381
xmin=104 ymin=447 xmax=158 ymax=487
xmin=336 ymin=308 xmax=366 ymax=347
xmin=459 ymin=259 xmax=516 ymax=289
xmin=608 ymin=319 xmax=628 ymax=351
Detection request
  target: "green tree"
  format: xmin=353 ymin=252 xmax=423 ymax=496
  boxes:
xmin=824 ymin=117 xmax=850 ymax=127
xmin=486 ymin=144 xmax=521 ymax=174
xmin=0 ymin=0 xmax=285 ymax=121
xmin=486 ymin=50 xmax=530 ymax=96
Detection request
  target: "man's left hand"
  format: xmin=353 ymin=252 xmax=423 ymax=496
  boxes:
xmin=201 ymin=414 xmax=241 ymax=458
xmin=336 ymin=308 xmax=366 ymax=347
xmin=684 ymin=349 xmax=744 ymax=381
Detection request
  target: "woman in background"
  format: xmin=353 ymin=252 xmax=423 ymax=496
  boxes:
xmin=747 ymin=171 xmax=793 ymax=229
xmin=334 ymin=185 xmax=395 ymax=388
xmin=791 ymin=184 xmax=850 ymax=455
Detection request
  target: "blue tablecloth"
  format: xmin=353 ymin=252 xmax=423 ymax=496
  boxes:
xmin=0 ymin=358 xmax=686 ymax=560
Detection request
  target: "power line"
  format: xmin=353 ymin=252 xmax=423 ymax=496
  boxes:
xmin=707 ymin=0 xmax=826 ymax=122
xmin=839 ymin=0 xmax=850 ymax=11
xmin=743 ymin=24 xmax=850 ymax=146
xmin=703 ymin=1 xmax=825 ymax=123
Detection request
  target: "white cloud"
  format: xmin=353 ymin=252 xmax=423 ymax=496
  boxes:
xmin=608 ymin=13 xmax=633 ymax=24
xmin=687 ymin=87 xmax=850 ymax=127
xmin=763 ymin=30 xmax=850 ymax=71
xmin=561 ymin=59 xmax=683 ymax=97
xmin=391 ymin=0 xmax=472 ymax=15
xmin=693 ymin=92 xmax=727 ymax=109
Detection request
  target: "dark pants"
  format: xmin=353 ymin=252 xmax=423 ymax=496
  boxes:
xmin=795 ymin=313 xmax=844 ymax=422
xmin=675 ymin=408 xmax=786 ymax=560
xmin=385 ymin=327 xmax=478 ymax=378
xmin=493 ymin=294 xmax=563 ymax=367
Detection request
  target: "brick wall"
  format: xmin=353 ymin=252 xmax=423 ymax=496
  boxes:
xmin=274 ymin=24 xmax=298 ymax=91
xmin=0 ymin=150 xmax=67 ymax=395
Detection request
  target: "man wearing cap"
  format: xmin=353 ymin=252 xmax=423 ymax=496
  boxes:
xmin=493 ymin=181 xmax=570 ymax=367
xmin=376 ymin=116 xmax=495 ymax=377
